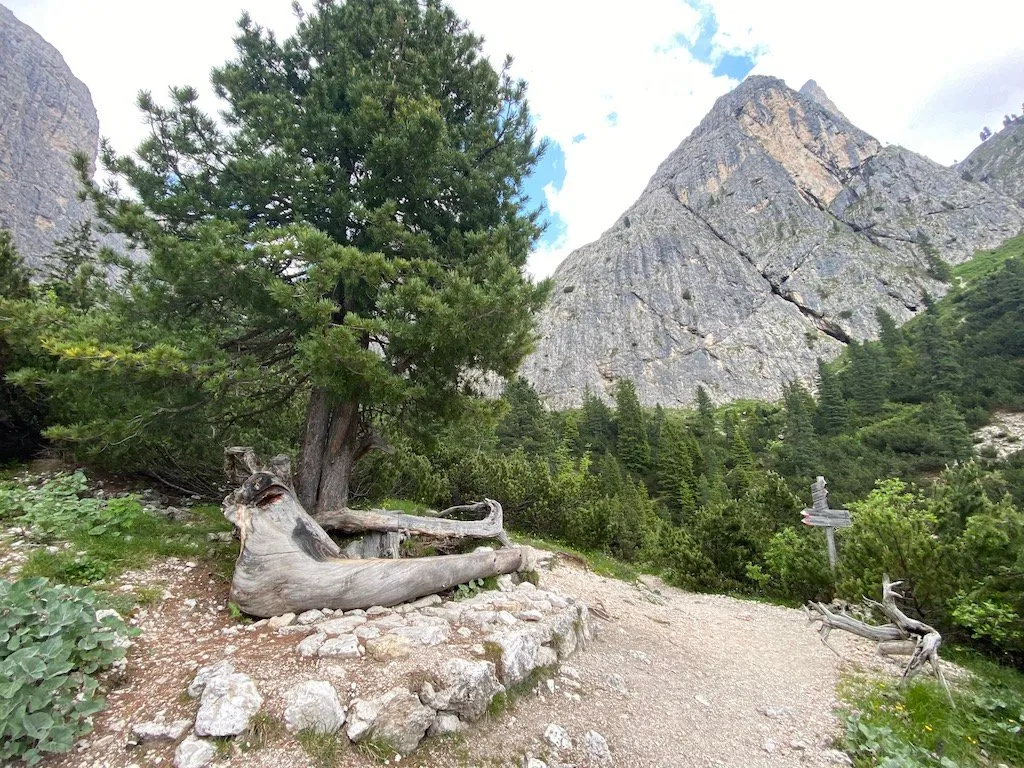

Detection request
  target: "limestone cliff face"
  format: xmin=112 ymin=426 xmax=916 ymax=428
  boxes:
xmin=0 ymin=3 xmax=100 ymax=270
xmin=958 ymin=119 xmax=1024 ymax=207
xmin=522 ymin=76 xmax=1024 ymax=408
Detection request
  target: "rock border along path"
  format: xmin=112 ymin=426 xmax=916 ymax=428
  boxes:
xmin=46 ymin=552 xmax=868 ymax=768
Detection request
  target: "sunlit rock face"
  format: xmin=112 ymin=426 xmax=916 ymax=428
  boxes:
xmin=0 ymin=3 xmax=101 ymax=270
xmin=522 ymin=76 xmax=1024 ymax=408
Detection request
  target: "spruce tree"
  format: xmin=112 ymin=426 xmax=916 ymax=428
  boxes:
xmin=614 ymin=379 xmax=650 ymax=478
xmin=497 ymin=377 xmax=555 ymax=457
xmin=38 ymin=1 xmax=550 ymax=509
xmin=579 ymin=388 xmax=614 ymax=455
xmin=814 ymin=359 xmax=849 ymax=435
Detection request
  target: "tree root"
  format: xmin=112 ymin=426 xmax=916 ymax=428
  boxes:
xmin=805 ymin=575 xmax=954 ymax=706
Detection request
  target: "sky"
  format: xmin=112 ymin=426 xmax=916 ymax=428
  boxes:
xmin=8 ymin=0 xmax=1023 ymax=279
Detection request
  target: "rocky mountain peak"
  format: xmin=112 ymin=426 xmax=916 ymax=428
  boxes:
xmin=0 ymin=3 xmax=101 ymax=270
xmin=798 ymin=79 xmax=848 ymax=121
xmin=521 ymin=76 xmax=1024 ymax=409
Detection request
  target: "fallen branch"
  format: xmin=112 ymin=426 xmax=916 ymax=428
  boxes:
xmin=221 ymin=448 xmax=523 ymax=617
xmin=806 ymin=574 xmax=954 ymax=705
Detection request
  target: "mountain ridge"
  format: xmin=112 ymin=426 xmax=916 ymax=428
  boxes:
xmin=521 ymin=76 xmax=1024 ymax=408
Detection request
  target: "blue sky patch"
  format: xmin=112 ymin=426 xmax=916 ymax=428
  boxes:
xmin=522 ymin=138 xmax=568 ymax=247
xmin=572 ymin=132 xmax=587 ymax=144
xmin=607 ymin=111 xmax=618 ymax=126
xmin=675 ymin=1 xmax=758 ymax=81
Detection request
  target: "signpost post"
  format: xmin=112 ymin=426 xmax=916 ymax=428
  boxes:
xmin=801 ymin=476 xmax=850 ymax=572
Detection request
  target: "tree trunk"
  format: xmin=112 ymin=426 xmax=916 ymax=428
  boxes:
xmin=296 ymin=388 xmax=360 ymax=518
xmin=223 ymin=449 xmax=524 ymax=617
xmin=805 ymin=575 xmax=954 ymax=705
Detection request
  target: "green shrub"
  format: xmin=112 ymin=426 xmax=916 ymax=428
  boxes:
xmin=0 ymin=577 xmax=134 ymax=764
xmin=762 ymin=526 xmax=834 ymax=602
xmin=0 ymin=472 xmax=103 ymax=540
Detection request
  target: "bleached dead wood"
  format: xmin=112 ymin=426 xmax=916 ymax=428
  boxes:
xmin=221 ymin=448 xmax=523 ymax=617
xmin=805 ymin=575 xmax=954 ymax=705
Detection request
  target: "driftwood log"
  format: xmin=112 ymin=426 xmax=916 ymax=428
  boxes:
xmin=222 ymin=447 xmax=524 ymax=617
xmin=806 ymin=575 xmax=954 ymax=704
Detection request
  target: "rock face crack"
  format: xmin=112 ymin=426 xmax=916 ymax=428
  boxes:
xmin=519 ymin=76 xmax=1024 ymax=408
xmin=678 ymin=196 xmax=850 ymax=345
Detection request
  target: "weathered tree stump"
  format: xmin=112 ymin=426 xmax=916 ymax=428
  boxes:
xmin=222 ymin=447 xmax=524 ymax=617
xmin=805 ymin=575 xmax=954 ymax=704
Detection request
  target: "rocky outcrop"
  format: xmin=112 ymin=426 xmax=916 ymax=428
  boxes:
xmin=521 ymin=76 xmax=1024 ymax=407
xmin=0 ymin=4 xmax=102 ymax=271
xmin=958 ymin=119 xmax=1024 ymax=207
xmin=798 ymin=79 xmax=847 ymax=122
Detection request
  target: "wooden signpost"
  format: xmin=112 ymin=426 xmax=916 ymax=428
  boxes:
xmin=801 ymin=476 xmax=850 ymax=572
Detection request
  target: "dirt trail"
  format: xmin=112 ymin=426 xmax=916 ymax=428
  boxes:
xmin=449 ymin=564 xmax=857 ymax=767
xmin=44 ymin=556 xmax=872 ymax=768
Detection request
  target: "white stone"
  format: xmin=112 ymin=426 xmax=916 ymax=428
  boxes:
xmin=131 ymin=719 xmax=192 ymax=743
xmin=418 ymin=658 xmax=505 ymax=722
xmin=318 ymin=634 xmax=361 ymax=659
xmin=517 ymin=610 xmax=544 ymax=622
xmin=584 ymin=730 xmax=613 ymax=766
xmin=390 ymin=623 xmax=450 ymax=646
xmin=365 ymin=687 xmax=435 ymax=755
xmin=496 ymin=574 xmax=516 ymax=592
xmin=354 ymin=625 xmax=382 ymax=641
xmin=174 ymin=736 xmax=215 ymax=768
xmin=427 ymin=713 xmax=463 ymax=736
xmin=268 ymin=612 xmax=296 ymax=629
xmin=485 ymin=630 xmax=541 ymax=686
xmin=407 ymin=594 xmax=442 ymax=609
xmin=543 ymin=723 xmax=573 ymax=750
xmin=283 ymin=680 xmax=345 ymax=734
xmin=296 ymin=609 xmax=325 ymax=625
xmin=345 ymin=698 xmax=380 ymax=742
xmin=187 ymin=660 xmax=234 ymax=698
xmin=525 ymin=760 xmax=548 ymax=768
xmin=762 ymin=739 xmax=777 ymax=754
xmin=296 ymin=632 xmax=327 ymax=658
xmin=318 ymin=615 xmax=368 ymax=636
xmin=535 ymin=646 xmax=558 ymax=669
xmin=194 ymin=672 xmax=263 ymax=737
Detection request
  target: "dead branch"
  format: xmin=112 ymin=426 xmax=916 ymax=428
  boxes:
xmin=805 ymin=574 xmax=954 ymax=705
xmin=220 ymin=448 xmax=523 ymax=617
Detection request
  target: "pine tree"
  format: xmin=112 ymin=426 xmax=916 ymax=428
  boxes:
xmin=777 ymin=381 xmax=818 ymax=481
xmin=39 ymin=0 xmax=550 ymax=508
xmin=497 ymin=378 xmax=555 ymax=457
xmin=614 ymin=379 xmax=650 ymax=478
xmin=847 ymin=341 xmax=890 ymax=418
xmin=814 ymin=359 xmax=849 ymax=435
xmin=579 ymin=389 xmax=614 ymax=456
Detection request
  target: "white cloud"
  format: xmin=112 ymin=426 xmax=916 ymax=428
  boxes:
xmin=8 ymin=0 xmax=1023 ymax=282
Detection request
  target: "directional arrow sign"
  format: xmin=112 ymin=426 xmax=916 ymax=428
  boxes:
xmin=801 ymin=476 xmax=852 ymax=571
xmin=801 ymin=511 xmax=852 ymax=528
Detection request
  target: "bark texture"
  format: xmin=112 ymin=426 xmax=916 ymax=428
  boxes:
xmin=806 ymin=575 xmax=953 ymax=703
xmin=222 ymin=448 xmax=524 ymax=617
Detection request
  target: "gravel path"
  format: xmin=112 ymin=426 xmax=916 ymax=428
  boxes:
xmin=442 ymin=563 xmax=855 ymax=768
xmin=41 ymin=555 xmax=866 ymax=768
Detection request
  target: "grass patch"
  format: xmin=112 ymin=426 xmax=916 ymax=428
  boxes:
xmin=356 ymin=738 xmax=399 ymax=763
xmin=296 ymin=729 xmax=346 ymax=767
xmin=363 ymin=498 xmax=432 ymax=515
xmin=952 ymin=234 xmax=1024 ymax=284
xmin=1 ymin=472 xmax=237 ymax=593
xmin=510 ymin=533 xmax=639 ymax=582
xmin=838 ymin=648 xmax=1024 ymax=767
xmin=240 ymin=711 xmax=285 ymax=752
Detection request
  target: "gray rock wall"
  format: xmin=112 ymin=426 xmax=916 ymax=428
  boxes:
xmin=0 ymin=3 xmax=100 ymax=271
xmin=958 ymin=120 xmax=1024 ymax=207
xmin=522 ymin=76 xmax=1024 ymax=408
